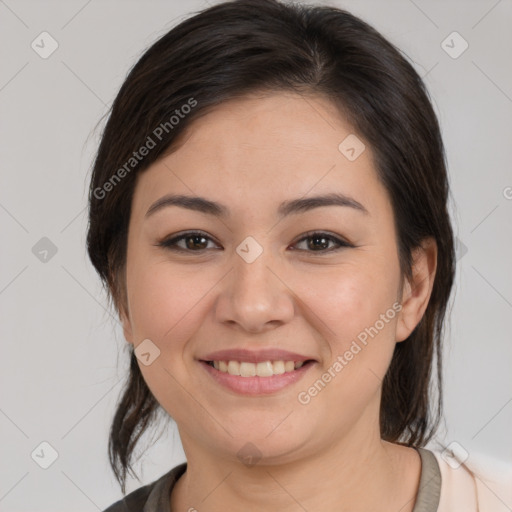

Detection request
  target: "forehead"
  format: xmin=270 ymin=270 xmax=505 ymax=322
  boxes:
xmin=132 ymin=92 xmax=390 ymax=221
xmin=176 ymin=92 xmax=354 ymax=160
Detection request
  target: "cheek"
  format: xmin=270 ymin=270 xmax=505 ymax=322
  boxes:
xmin=126 ymin=262 xmax=216 ymax=420
xmin=296 ymin=266 xmax=400 ymax=430
xmin=125 ymin=259 xmax=209 ymax=346
xmin=311 ymin=262 xmax=400 ymax=349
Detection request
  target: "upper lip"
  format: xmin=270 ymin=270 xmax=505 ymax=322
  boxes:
xmin=199 ymin=349 xmax=316 ymax=364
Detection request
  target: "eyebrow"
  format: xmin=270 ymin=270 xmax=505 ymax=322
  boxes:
xmin=145 ymin=192 xmax=369 ymax=219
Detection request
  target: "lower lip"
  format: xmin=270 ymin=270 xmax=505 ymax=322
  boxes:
xmin=199 ymin=361 xmax=315 ymax=395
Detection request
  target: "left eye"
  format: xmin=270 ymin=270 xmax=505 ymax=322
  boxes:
xmin=292 ymin=231 xmax=351 ymax=252
xmin=157 ymin=231 xmax=351 ymax=253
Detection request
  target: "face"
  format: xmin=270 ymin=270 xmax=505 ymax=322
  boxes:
xmin=119 ymin=92 xmax=433 ymax=465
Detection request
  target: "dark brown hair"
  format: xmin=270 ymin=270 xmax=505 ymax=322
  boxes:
xmin=86 ymin=0 xmax=455 ymax=493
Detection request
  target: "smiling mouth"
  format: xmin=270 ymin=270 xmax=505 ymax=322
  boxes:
xmin=201 ymin=359 xmax=316 ymax=377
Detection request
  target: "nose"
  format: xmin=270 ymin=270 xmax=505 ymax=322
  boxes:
xmin=214 ymin=243 xmax=295 ymax=333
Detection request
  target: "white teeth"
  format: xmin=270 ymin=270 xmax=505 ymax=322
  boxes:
xmin=210 ymin=360 xmax=309 ymax=377
xmin=284 ymin=361 xmax=295 ymax=372
xmin=240 ymin=362 xmax=256 ymax=377
xmin=227 ymin=361 xmax=240 ymax=375
xmin=272 ymin=360 xmax=285 ymax=375
xmin=256 ymin=361 xmax=274 ymax=377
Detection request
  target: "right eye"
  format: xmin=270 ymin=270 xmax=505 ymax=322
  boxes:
xmin=156 ymin=231 xmax=221 ymax=253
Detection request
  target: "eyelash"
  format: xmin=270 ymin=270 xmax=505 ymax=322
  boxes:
xmin=156 ymin=230 xmax=352 ymax=254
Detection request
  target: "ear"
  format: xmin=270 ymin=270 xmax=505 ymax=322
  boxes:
xmin=395 ymin=237 xmax=437 ymax=343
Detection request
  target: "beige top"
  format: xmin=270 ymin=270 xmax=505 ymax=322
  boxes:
xmin=103 ymin=447 xmax=447 ymax=511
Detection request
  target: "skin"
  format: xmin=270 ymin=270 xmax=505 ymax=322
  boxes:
xmin=118 ymin=92 xmax=437 ymax=511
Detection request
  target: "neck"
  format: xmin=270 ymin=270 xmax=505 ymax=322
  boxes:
xmin=171 ymin=426 xmax=421 ymax=511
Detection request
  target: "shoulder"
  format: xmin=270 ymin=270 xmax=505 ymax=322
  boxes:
xmin=102 ymin=462 xmax=187 ymax=512
xmin=429 ymin=449 xmax=512 ymax=511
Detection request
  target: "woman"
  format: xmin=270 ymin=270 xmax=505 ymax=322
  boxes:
xmin=87 ymin=0 xmax=511 ymax=510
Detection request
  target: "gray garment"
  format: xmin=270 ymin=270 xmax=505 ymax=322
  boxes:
xmin=413 ymin=448 xmax=442 ymax=512
xmin=103 ymin=447 xmax=441 ymax=512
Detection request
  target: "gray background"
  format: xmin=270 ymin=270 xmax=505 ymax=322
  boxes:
xmin=1 ymin=0 xmax=511 ymax=510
